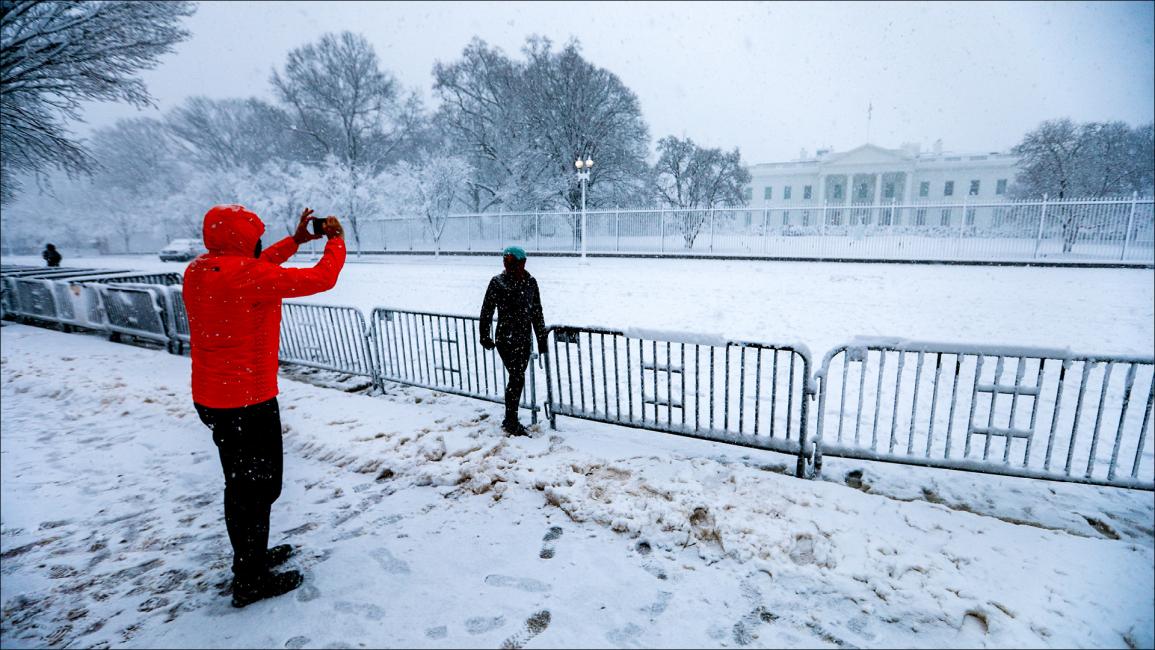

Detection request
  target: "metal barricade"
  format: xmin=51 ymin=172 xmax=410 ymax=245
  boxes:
xmin=368 ymin=307 xmax=540 ymax=422
xmin=51 ymin=281 xmax=106 ymax=330
xmin=813 ymin=338 xmax=1155 ymax=490
xmin=545 ymin=326 xmax=813 ymax=476
xmin=94 ymin=283 xmax=170 ymax=345
xmin=94 ymin=272 xmax=183 ymax=286
xmin=164 ymin=286 xmax=191 ymax=353
xmin=278 ymin=302 xmax=378 ymax=387
xmin=10 ymin=278 xmax=59 ymax=321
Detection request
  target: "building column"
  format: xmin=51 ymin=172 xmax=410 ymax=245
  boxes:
xmin=873 ymin=172 xmax=883 ymax=223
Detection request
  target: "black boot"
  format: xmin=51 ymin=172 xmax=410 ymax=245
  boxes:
xmin=502 ymin=419 xmax=529 ymax=436
xmin=231 ymin=570 xmax=303 ymax=608
xmin=267 ymin=544 xmax=295 ymax=568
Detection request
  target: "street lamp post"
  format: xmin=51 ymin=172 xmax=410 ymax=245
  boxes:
xmin=575 ymin=157 xmax=593 ymax=257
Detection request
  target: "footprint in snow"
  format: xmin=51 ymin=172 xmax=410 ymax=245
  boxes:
xmin=500 ymin=609 xmax=551 ymax=649
xmin=425 ymin=626 xmax=448 ymax=639
xmin=465 ymin=615 xmax=506 ymax=634
xmin=606 ymin=622 xmax=643 ymax=646
xmin=484 ymin=574 xmax=551 ymax=593
xmin=333 ymin=600 xmax=385 ymax=621
xmin=540 ymin=526 xmax=563 ymax=559
xmin=370 ymin=547 xmax=410 ymax=575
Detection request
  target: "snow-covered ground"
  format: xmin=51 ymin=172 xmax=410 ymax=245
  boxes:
xmin=1 ymin=324 xmax=1153 ymax=649
xmin=2 ymin=253 xmax=1153 ymax=648
xmin=5 ymin=252 xmax=1153 ymax=356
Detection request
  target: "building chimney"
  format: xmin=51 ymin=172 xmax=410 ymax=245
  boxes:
xmin=932 ymin=139 xmax=943 ymax=155
xmin=799 ymin=148 xmax=809 ymax=161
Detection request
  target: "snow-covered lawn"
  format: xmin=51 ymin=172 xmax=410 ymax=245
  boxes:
xmin=5 ymin=253 xmax=1153 ymax=356
xmin=2 ymin=253 xmax=1153 ymax=648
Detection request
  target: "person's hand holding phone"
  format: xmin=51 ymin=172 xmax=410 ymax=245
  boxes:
xmin=293 ymin=208 xmax=324 ymax=244
xmin=320 ymin=216 xmax=343 ymax=239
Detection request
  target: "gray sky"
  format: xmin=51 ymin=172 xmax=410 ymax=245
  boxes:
xmin=77 ymin=0 xmax=1155 ymax=163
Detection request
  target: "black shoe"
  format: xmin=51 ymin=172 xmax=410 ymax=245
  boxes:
xmin=502 ymin=421 xmax=529 ymax=436
xmin=267 ymin=544 xmax=295 ymax=568
xmin=231 ymin=570 xmax=304 ymax=608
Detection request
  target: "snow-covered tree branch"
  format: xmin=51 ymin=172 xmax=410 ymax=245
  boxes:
xmin=0 ymin=0 xmax=195 ymax=203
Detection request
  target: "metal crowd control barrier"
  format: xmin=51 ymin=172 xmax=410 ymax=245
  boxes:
xmin=94 ymin=272 xmax=183 ymax=286
xmin=10 ymin=278 xmax=58 ymax=321
xmin=813 ymin=338 xmax=1155 ymax=490
xmin=278 ymin=302 xmax=379 ymax=388
xmin=93 ymin=283 xmax=171 ymax=345
xmin=165 ymin=286 xmax=191 ymax=353
xmin=50 ymin=281 xmax=106 ymax=330
xmin=368 ymin=307 xmax=540 ymax=423
xmin=544 ymin=326 xmax=814 ymax=477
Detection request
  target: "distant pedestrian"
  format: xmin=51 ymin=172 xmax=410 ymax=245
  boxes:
xmin=479 ymin=245 xmax=548 ymax=436
xmin=42 ymin=243 xmax=61 ymax=267
xmin=184 ymin=205 xmax=346 ymax=608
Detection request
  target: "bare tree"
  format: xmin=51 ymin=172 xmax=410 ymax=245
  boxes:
xmin=652 ymin=136 xmax=750 ymax=248
xmin=1012 ymin=118 xmax=1155 ymax=252
xmin=271 ymin=32 xmax=427 ymax=254
xmin=166 ymin=97 xmax=314 ymax=172
xmin=432 ymin=38 xmax=543 ymax=213
xmin=392 ymin=155 xmax=473 ymax=255
xmin=0 ymin=0 xmax=194 ymax=203
xmin=88 ymin=117 xmax=187 ymax=250
xmin=434 ymin=36 xmax=650 ymax=249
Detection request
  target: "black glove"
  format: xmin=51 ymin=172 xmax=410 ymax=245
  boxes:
xmin=537 ymin=337 xmax=549 ymax=353
xmin=480 ymin=336 xmax=495 ymax=350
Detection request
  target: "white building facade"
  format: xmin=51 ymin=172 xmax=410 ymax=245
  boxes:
xmin=743 ymin=143 xmax=1020 ymax=228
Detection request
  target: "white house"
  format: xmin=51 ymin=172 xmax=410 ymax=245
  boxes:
xmin=743 ymin=143 xmax=1020 ymax=228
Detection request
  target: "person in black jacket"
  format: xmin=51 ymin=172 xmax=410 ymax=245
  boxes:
xmin=480 ymin=246 xmax=547 ymax=436
xmin=42 ymin=243 xmax=62 ymax=267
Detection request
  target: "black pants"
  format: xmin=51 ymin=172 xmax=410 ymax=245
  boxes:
xmin=497 ymin=342 xmax=531 ymax=425
xmin=195 ymin=398 xmax=283 ymax=580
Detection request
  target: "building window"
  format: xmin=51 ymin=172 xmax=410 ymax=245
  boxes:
xmin=969 ymin=180 xmax=980 ymax=196
xmin=996 ymin=179 xmax=1007 ymax=195
xmin=833 ymin=184 xmax=843 ymax=200
xmin=883 ymin=182 xmax=895 ymax=199
xmin=782 ymin=211 xmax=790 ymax=225
xmin=915 ymin=208 xmax=927 ymax=226
xmin=743 ymin=187 xmax=752 ymax=201
xmin=940 ymin=208 xmax=952 ymax=226
xmin=783 ymin=186 xmax=792 ymax=200
xmin=965 ymin=207 xmax=976 ymax=225
xmin=802 ymin=210 xmax=810 ymax=226
xmin=919 ymin=181 xmax=930 ymax=197
xmin=857 ymin=183 xmax=869 ymax=200
xmin=944 ymin=181 xmax=954 ymax=197
xmin=803 ymin=185 xmax=812 ymax=200
xmin=764 ymin=186 xmax=772 ymax=200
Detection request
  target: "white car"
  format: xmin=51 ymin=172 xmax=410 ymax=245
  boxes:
xmin=158 ymin=239 xmax=206 ymax=262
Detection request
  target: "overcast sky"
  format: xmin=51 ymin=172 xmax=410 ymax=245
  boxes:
xmin=77 ymin=0 xmax=1155 ymax=164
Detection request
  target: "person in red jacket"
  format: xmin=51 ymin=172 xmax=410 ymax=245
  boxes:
xmin=184 ymin=204 xmax=345 ymax=608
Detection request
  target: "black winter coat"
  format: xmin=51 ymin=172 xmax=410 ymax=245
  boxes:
xmin=480 ymin=271 xmax=547 ymax=352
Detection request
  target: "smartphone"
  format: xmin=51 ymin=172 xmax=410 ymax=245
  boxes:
xmin=309 ymin=217 xmax=325 ymax=236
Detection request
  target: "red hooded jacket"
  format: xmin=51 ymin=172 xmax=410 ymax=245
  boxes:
xmin=184 ymin=205 xmax=346 ymax=409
